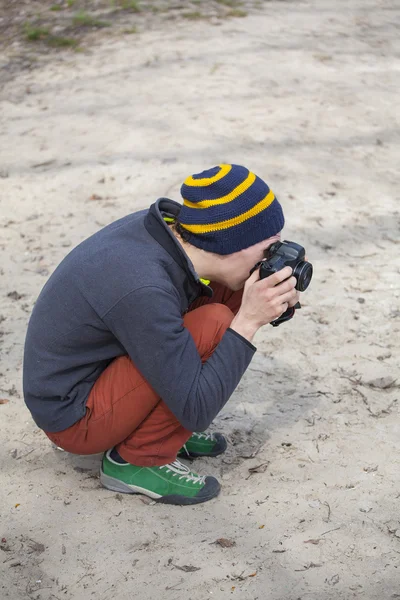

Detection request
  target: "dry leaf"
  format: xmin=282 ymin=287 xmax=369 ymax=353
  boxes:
xmin=248 ymin=572 xmax=257 ymax=577
xmin=89 ymin=194 xmax=103 ymax=201
xmin=15 ymin=503 xmax=20 ymax=508
xmin=171 ymin=563 xmax=200 ymax=572
xmin=0 ymin=399 xmax=9 ymax=405
xmin=259 ymin=525 xmax=265 ymax=529
xmin=216 ymin=538 xmax=236 ymax=548
xmin=248 ymin=462 xmax=270 ymax=476
xmin=304 ymin=539 xmax=321 ymax=545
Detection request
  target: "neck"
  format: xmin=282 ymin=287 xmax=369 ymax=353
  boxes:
xmin=170 ymin=227 xmax=220 ymax=282
xmin=181 ymin=240 xmax=218 ymax=282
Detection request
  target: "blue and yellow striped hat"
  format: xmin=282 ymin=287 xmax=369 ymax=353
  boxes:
xmin=178 ymin=164 xmax=285 ymax=255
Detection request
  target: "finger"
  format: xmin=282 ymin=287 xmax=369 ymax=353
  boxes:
xmin=245 ymin=265 xmax=261 ymax=286
xmin=288 ymin=290 xmax=301 ymax=307
xmin=274 ymin=276 xmax=297 ymax=296
xmin=277 ymin=289 xmax=298 ymax=306
xmin=276 ymin=302 xmax=289 ymax=318
xmin=262 ymin=266 xmax=293 ymax=288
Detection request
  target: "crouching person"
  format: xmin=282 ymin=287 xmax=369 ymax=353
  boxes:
xmin=23 ymin=164 xmax=300 ymax=505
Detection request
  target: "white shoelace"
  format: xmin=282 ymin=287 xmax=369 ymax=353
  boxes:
xmin=159 ymin=459 xmax=206 ymax=485
xmin=192 ymin=432 xmax=215 ymax=441
xmin=181 ymin=431 xmax=216 ymax=457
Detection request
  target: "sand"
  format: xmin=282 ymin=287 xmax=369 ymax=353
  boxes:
xmin=1 ymin=1 xmax=399 ymax=598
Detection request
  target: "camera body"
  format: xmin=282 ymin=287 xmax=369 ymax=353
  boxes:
xmin=259 ymin=240 xmax=313 ymax=292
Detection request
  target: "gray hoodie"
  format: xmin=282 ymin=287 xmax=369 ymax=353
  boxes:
xmin=23 ymin=198 xmax=256 ymax=433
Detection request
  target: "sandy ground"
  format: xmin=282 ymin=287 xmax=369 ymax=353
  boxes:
xmin=1 ymin=0 xmax=400 ymax=598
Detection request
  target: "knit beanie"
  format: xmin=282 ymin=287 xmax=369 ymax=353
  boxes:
xmin=178 ymin=164 xmax=285 ymax=255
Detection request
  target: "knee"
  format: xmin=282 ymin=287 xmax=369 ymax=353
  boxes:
xmin=186 ymin=303 xmax=233 ymax=327
xmin=203 ymin=303 xmax=234 ymax=328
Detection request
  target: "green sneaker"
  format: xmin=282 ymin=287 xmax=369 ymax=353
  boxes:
xmin=178 ymin=432 xmax=227 ymax=459
xmin=100 ymin=450 xmax=220 ymax=505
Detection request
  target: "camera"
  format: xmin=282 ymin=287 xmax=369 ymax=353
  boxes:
xmin=259 ymin=240 xmax=313 ymax=292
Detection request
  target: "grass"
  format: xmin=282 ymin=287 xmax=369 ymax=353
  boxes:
xmin=123 ymin=26 xmax=138 ymax=34
xmin=110 ymin=0 xmax=141 ymax=10
xmin=227 ymin=8 xmax=248 ymax=17
xmin=120 ymin=0 xmax=141 ymax=10
xmin=216 ymin=0 xmax=242 ymax=5
xmin=24 ymin=23 xmax=50 ymax=41
xmin=22 ymin=0 xmax=248 ymax=56
xmin=72 ymin=10 xmax=110 ymax=27
xmin=182 ymin=11 xmax=204 ymax=20
xmin=24 ymin=22 xmax=78 ymax=48
xmin=47 ymin=35 xmax=78 ymax=47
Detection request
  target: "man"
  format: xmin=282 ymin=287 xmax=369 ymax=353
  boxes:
xmin=23 ymin=164 xmax=299 ymax=505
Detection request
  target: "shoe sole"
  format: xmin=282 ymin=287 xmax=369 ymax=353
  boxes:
xmin=100 ymin=470 xmax=220 ymax=506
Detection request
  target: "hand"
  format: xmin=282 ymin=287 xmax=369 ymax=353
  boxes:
xmin=230 ymin=266 xmax=298 ymax=342
xmin=288 ymin=288 xmax=300 ymax=307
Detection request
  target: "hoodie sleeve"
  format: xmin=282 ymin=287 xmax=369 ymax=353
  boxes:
xmin=102 ymin=284 xmax=256 ymax=432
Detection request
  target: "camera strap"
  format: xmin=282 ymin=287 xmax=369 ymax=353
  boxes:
xmin=270 ymin=302 xmax=301 ymax=327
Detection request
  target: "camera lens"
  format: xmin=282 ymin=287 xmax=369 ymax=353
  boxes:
xmin=293 ymin=261 xmax=313 ymax=292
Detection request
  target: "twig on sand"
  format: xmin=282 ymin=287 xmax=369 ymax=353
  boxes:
xmin=166 ymin=579 xmax=184 ymax=591
xmin=320 ymin=526 xmax=341 ymax=536
xmin=295 ymin=562 xmax=322 ymax=572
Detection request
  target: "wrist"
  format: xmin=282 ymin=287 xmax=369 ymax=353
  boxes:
xmin=230 ymin=313 xmax=259 ymax=343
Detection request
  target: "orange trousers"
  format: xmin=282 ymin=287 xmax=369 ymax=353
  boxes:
xmin=45 ymin=284 xmax=243 ymax=466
